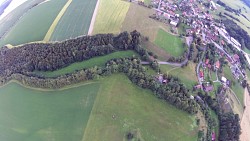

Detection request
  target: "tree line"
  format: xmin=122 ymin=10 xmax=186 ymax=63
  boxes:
xmin=0 ymin=31 xmax=156 ymax=78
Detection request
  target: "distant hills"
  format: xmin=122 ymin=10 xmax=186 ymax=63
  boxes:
xmin=0 ymin=0 xmax=12 ymax=16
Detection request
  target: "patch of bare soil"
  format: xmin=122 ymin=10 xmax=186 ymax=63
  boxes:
xmin=240 ymin=88 xmax=250 ymax=141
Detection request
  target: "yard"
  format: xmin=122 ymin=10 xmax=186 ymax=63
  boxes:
xmin=92 ymin=0 xmax=130 ymax=34
xmin=154 ymin=29 xmax=185 ymax=57
xmin=49 ymin=0 xmax=98 ymax=41
xmin=82 ymin=74 xmax=198 ymax=141
xmin=0 ymin=0 xmax=68 ymax=46
xmin=0 ymin=82 xmax=100 ymax=141
xmin=34 ymin=51 xmax=138 ymax=77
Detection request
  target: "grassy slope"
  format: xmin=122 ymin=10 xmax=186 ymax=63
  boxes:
xmin=0 ymin=0 xmax=67 ymax=46
xmin=0 ymin=82 xmax=100 ymax=141
xmin=50 ymin=0 xmax=98 ymax=41
xmin=154 ymin=29 xmax=185 ymax=57
xmin=0 ymin=0 xmax=44 ymax=40
xmin=223 ymin=66 xmax=244 ymax=104
xmin=34 ymin=51 xmax=138 ymax=77
xmin=92 ymin=0 xmax=130 ymax=34
xmin=160 ymin=62 xmax=197 ymax=89
xmin=83 ymin=74 xmax=198 ymax=141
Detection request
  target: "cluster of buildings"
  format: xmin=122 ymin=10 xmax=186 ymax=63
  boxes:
xmin=152 ymin=0 xmax=180 ymax=26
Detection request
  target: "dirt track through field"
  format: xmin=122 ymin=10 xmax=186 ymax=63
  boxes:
xmin=88 ymin=0 xmax=100 ymax=35
xmin=240 ymin=88 xmax=250 ymax=141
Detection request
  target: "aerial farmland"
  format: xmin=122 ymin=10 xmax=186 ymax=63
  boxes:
xmin=0 ymin=0 xmax=249 ymax=140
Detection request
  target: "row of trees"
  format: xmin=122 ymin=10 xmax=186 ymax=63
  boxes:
xmin=0 ymin=57 xmax=198 ymax=114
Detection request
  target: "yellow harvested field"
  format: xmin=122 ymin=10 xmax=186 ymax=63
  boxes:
xmin=92 ymin=0 xmax=130 ymax=34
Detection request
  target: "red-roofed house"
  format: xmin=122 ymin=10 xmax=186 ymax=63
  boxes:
xmin=234 ymin=54 xmax=240 ymax=62
xmin=205 ymin=59 xmax=209 ymax=65
xmin=215 ymin=61 xmax=220 ymax=69
xmin=199 ymin=71 xmax=204 ymax=78
xmin=212 ymin=132 xmax=216 ymax=141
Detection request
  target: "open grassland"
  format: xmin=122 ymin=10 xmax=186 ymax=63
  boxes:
xmin=122 ymin=3 xmax=172 ymax=59
xmin=82 ymin=74 xmax=198 ymax=141
xmin=223 ymin=66 xmax=244 ymax=105
xmin=160 ymin=62 xmax=197 ymax=89
xmin=34 ymin=51 xmax=138 ymax=77
xmin=122 ymin=3 xmax=171 ymax=42
xmin=92 ymin=0 xmax=130 ymax=34
xmin=0 ymin=0 xmax=68 ymax=47
xmin=0 ymin=82 xmax=100 ymax=141
xmin=50 ymin=0 xmax=98 ymax=41
xmin=154 ymin=29 xmax=185 ymax=57
xmin=0 ymin=74 xmax=198 ymax=141
xmin=0 ymin=0 xmax=44 ymax=42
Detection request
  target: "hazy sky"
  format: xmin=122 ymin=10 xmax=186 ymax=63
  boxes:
xmin=0 ymin=0 xmax=27 ymax=21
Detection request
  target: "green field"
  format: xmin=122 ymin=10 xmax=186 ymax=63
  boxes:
xmin=0 ymin=74 xmax=198 ymax=141
xmin=223 ymin=66 xmax=244 ymax=104
xmin=160 ymin=62 xmax=197 ymax=89
xmin=34 ymin=51 xmax=138 ymax=77
xmin=92 ymin=0 xmax=130 ymax=34
xmin=0 ymin=82 xmax=100 ymax=141
xmin=154 ymin=29 xmax=185 ymax=57
xmin=50 ymin=0 xmax=98 ymax=41
xmin=83 ymin=74 xmax=198 ymax=141
xmin=0 ymin=0 xmax=68 ymax=46
xmin=0 ymin=0 xmax=44 ymax=41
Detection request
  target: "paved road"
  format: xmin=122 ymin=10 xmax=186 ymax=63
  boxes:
xmin=212 ymin=41 xmax=245 ymax=78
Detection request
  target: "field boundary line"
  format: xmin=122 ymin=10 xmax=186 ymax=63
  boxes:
xmin=43 ymin=0 xmax=73 ymax=42
xmin=88 ymin=0 xmax=100 ymax=35
xmin=0 ymin=79 xmax=99 ymax=92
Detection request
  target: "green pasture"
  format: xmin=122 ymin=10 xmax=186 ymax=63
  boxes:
xmin=0 ymin=0 xmax=44 ymax=41
xmin=0 ymin=82 xmax=100 ymax=141
xmin=34 ymin=51 xmax=138 ymax=77
xmin=223 ymin=66 xmax=244 ymax=104
xmin=160 ymin=62 xmax=197 ymax=89
xmin=83 ymin=74 xmax=198 ymax=141
xmin=50 ymin=0 xmax=98 ymax=41
xmin=0 ymin=0 xmax=68 ymax=46
xmin=154 ymin=29 xmax=185 ymax=57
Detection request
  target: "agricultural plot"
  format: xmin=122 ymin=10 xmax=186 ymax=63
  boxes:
xmin=122 ymin=3 xmax=171 ymax=42
xmin=0 ymin=82 xmax=100 ymax=141
xmin=154 ymin=29 xmax=185 ymax=57
xmin=83 ymin=74 xmax=198 ymax=141
xmin=34 ymin=51 xmax=138 ymax=77
xmin=161 ymin=62 xmax=197 ymax=89
xmin=0 ymin=0 xmax=44 ymax=43
xmin=223 ymin=66 xmax=244 ymax=105
xmin=0 ymin=0 xmax=67 ymax=47
xmin=92 ymin=0 xmax=130 ymax=34
xmin=50 ymin=0 xmax=98 ymax=41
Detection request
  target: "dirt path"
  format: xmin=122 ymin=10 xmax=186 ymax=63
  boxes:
xmin=88 ymin=0 xmax=100 ymax=35
xmin=240 ymin=88 xmax=250 ymax=141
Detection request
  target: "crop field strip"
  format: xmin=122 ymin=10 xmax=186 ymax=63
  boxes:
xmin=50 ymin=0 xmax=98 ymax=41
xmin=0 ymin=82 xmax=100 ymax=141
xmin=92 ymin=0 xmax=130 ymax=34
xmin=0 ymin=0 xmax=68 ymax=47
xmin=0 ymin=0 xmax=44 ymax=43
